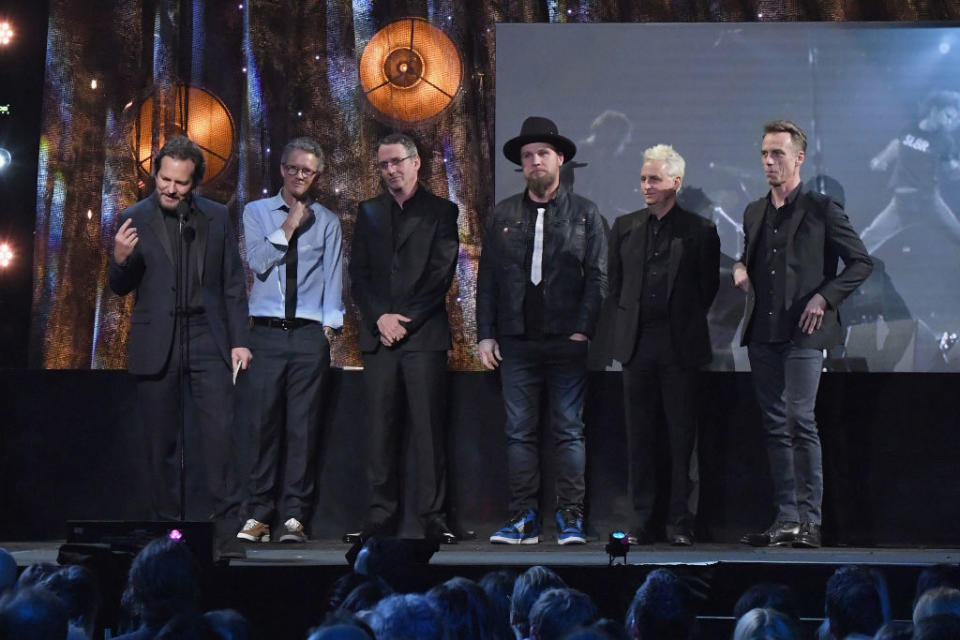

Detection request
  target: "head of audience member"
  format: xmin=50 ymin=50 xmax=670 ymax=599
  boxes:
xmin=913 ymin=587 xmax=960 ymax=626
xmin=280 ymin=136 xmax=325 ymax=202
xmin=914 ymin=565 xmax=960 ymax=609
xmin=306 ymin=611 xmax=375 ymax=640
xmin=0 ymin=550 xmax=15 ymax=596
xmin=873 ymin=620 xmax=913 ymax=640
xmin=0 ymin=586 xmax=69 ymax=640
xmin=911 ymin=613 xmax=960 ymax=640
xmin=480 ymin=569 xmax=518 ymax=640
xmin=732 ymin=607 xmax=798 ymax=640
xmin=588 ymin=618 xmax=630 ymax=640
xmin=122 ymin=538 xmax=198 ymax=631
xmin=426 ymin=576 xmax=492 ymax=640
xmin=152 ymin=136 xmax=206 ymax=211
xmin=561 ymin=627 xmax=615 ymax=640
xmin=16 ymin=563 xmax=59 ymax=591
xmin=39 ymin=565 xmax=100 ymax=639
xmin=511 ymin=566 xmax=568 ymax=640
xmin=625 ymin=568 xmax=695 ymax=640
xmin=340 ymin=578 xmax=394 ymax=615
xmin=353 ymin=537 xmax=436 ymax=594
xmin=528 ymin=588 xmax=597 ymax=640
xmin=152 ymin=611 xmax=220 ymax=640
xmin=366 ymin=593 xmax=443 ymax=640
xmin=825 ymin=566 xmax=884 ymax=640
xmin=202 ymin=609 xmax=248 ymax=640
xmin=733 ymin=583 xmax=801 ymax=623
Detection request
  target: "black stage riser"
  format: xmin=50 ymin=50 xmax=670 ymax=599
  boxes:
xmin=2 ymin=370 xmax=959 ymax=546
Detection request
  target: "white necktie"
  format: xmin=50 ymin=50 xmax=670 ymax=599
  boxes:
xmin=531 ymin=207 xmax=545 ymax=285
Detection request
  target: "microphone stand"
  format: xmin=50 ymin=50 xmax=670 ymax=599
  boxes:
xmin=175 ymin=199 xmax=195 ymax=522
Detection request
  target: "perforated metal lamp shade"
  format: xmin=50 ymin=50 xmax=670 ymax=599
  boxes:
xmin=359 ymin=17 xmax=462 ymax=123
xmin=132 ymin=85 xmax=235 ymax=184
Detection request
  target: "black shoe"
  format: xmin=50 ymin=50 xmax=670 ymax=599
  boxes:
xmin=669 ymin=530 xmax=694 ymax=546
xmin=793 ymin=522 xmax=822 ymax=548
xmin=628 ymin=526 xmax=655 ymax=546
xmin=425 ymin=519 xmax=458 ymax=545
xmin=740 ymin=521 xmax=800 ymax=547
xmin=343 ymin=520 xmax=393 ymax=544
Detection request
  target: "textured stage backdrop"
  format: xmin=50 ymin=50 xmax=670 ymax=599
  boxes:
xmin=29 ymin=0 xmax=960 ymax=370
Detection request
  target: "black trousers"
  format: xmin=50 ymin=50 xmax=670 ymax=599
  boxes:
xmin=136 ymin=317 xmax=241 ymax=529
xmin=622 ymin=323 xmax=698 ymax=534
xmin=243 ymin=322 xmax=330 ymax=524
xmin=362 ymin=347 xmax=448 ymax=530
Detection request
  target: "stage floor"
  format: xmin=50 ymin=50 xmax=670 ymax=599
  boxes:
xmin=6 ymin=539 xmax=960 ymax=567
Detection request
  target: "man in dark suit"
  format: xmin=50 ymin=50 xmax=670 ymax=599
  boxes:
xmin=733 ymin=121 xmax=872 ymax=548
xmin=347 ymin=132 xmax=460 ymax=544
xmin=108 ymin=136 xmax=251 ymax=534
xmin=608 ymin=144 xmax=720 ymax=546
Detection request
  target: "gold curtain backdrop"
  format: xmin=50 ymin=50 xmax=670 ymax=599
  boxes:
xmin=29 ymin=0 xmax=960 ymax=371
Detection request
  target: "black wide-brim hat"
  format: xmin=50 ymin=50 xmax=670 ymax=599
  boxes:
xmin=503 ymin=116 xmax=577 ymax=165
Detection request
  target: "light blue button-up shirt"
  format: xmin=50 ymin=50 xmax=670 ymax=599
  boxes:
xmin=242 ymin=191 xmax=344 ymax=327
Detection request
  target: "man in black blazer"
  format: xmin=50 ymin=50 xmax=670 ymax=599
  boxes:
xmin=733 ymin=121 xmax=872 ymax=548
xmin=108 ymin=137 xmax=251 ymax=532
xmin=608 ymin=144 xmax=720 ymax=546
xmin=347 ymin=133 xmax=460 ymax=544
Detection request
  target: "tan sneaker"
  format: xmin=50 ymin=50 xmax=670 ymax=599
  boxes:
xmin=236 ymin=519 xmax=271 ymax=542
xmin=279 ymin=517 xmax=307 ymax=543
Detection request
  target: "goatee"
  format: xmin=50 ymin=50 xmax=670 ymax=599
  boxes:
xmin=526 ymin=172 xmax=557 ymax=199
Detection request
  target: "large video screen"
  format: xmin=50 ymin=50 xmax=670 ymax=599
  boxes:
xmin=496 ymin=23 xmax=960 ymax=372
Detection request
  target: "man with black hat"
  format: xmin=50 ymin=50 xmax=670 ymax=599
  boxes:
xmin=477 ymin=116 xmax=607 ymax=545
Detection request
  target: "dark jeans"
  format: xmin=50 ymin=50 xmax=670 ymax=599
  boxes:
xmin=362 ymin=348 xmax=448 ymax=530
xmin=243 ymin=323 xmax=330 ymax=524
xmin=623 ymin=324 xmax=698 ymax=534
xmin=499 ymin=335 xmax=587 ymax=513
xmin=747 ymin=342 xmax=825 ymax=524
xmin=136 ymin=317 xmax=241 ymax=527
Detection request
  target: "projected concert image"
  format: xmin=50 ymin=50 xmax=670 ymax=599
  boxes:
xmin=496 ymin=23 xmax=960 ymax=371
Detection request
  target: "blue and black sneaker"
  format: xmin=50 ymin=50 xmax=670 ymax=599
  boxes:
xmin=489 ymin=509 xmax=540 ymax=544
xmin=556 ymin=506 xmax=586 ymax=545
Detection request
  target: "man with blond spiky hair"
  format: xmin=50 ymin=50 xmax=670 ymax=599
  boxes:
xmin=607 ymin=144 xmax=720 ymax=547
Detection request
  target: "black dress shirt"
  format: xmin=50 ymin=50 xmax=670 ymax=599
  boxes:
xmin=750 ymin=183 xmax=802 ymax=343
xmin=639 ymin=208 xmax=674 ymax=327
xmin=161 ymin=205 xmax=203 ymax=313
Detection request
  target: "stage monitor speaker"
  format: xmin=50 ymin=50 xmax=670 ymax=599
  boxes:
xmin=61 ymin=520 xmax=214 ymax=566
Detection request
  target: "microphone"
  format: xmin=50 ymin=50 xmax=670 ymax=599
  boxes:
xmin=176 ymin=199 xmax=196 ymax=243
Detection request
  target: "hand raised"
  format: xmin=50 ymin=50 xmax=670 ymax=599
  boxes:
xmin=113 ymin=217 xmax=139 ymax=264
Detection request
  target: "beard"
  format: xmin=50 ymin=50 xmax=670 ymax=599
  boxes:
xmin=525 ymin=170 xmax=558 ymax=199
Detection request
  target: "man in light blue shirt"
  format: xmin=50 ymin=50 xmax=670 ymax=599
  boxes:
xmin=236 ymin=136 xmax=344 ymax=543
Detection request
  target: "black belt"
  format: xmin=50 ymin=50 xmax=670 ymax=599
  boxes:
xmin=250 ymin=317 xmax=318 ymax=330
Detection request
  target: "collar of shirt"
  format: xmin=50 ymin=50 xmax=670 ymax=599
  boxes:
xmin=766 ymin=182 xmax=803 ymax=212
xmin=522 ymin=190 xmax=554 ymax=219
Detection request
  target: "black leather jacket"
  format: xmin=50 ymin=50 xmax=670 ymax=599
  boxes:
xmin=477 ymin=184 xmax=608 ymax=341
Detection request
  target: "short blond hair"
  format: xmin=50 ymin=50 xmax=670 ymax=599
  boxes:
xmin=643 ymin=144 xmax=685 ymax=180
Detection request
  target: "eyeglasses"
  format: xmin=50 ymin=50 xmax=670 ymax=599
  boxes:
xmin=283 ymin=164 xmax=318 ymax=178
xmin=376 ymin=155 xmax=414 ymax=171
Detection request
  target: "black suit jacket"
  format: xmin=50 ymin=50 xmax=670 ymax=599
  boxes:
xmin=607 ymin=205 xmax=721 ymax=367
xmin=108 ymin=193 xmax=249 ymax=376
xmin=739 ymin=186 xmax=872 ymax=349
xmin=349 ymin=187 xmax=459 ymax=353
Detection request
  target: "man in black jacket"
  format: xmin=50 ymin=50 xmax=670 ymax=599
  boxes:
xmin=733 ymin=121 xmax=872 ymax=548
xmin=477 ymin=117 xmax=607 ymax=545
xmin=607 ymin=144 xmax=720 ymax=546
xmin=347 ymin=133 xmax=460 ymax=544
xmin=108 ymin=136 xmax=250 ymax=533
